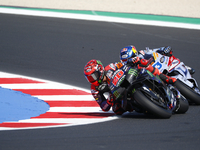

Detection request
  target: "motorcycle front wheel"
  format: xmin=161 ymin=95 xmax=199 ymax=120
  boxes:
xmin=175 ymin=95 xmax=189 ymax=114
xmin=174 ymin=79 xmax=200 ymax=105
xmin=133 ymin=89 xmax=172 ymax=119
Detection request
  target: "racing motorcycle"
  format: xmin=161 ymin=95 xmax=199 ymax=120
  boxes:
xmin=109 ymin=64 xmax=189 ymax=119
xmin=150 ymin=51 xmax=200 ymax=105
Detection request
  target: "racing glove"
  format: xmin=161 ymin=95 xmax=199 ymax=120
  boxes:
xmin=159 ymin=74 xmax=177 ymax=84
xmin=130 ymin=57 xmax=140 ymax=64
xmin=96 ymin=82 xmax=109 ymax=92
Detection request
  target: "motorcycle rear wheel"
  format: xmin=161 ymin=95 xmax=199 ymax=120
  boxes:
xmin=133 ymin=89 xmax=172 ymax=119
xmin=174 ymin=79 xmax=200 ymax=105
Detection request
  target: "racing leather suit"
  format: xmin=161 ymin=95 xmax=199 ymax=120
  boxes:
xmin=90 ymin=62 xmax=131 ymax=115
xmin=127 ymin=55 xmax=176 ymax=84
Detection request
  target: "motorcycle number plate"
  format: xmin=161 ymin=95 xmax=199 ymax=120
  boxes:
xmin=152 ymin=62 xmax=162 ymax=70
xmin=112 ymin=70 xmax=124 ymax=86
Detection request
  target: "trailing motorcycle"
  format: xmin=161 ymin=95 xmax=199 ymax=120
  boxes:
xmin=109 ymin=64 xmax=189 ymax=119
xmin=150 ymin=51 xmax=200 ymax=105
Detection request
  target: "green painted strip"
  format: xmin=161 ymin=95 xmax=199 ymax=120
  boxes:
xmin=1 ymin=6 xmax=200 ymax=24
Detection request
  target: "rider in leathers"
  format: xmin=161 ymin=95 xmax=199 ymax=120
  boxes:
xmin=120 ymin=45 xmax=177 ymax=84
xmin=120 ymin=45 xmax=195 ymax=75
xmin=84 ymin=60 xmax=128 ymax=115
xmin=84 ymin=58 xmax=176 ymax=115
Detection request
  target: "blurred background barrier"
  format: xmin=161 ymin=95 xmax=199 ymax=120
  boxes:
xmin=0 ymin=0 xmax=200 ymax=18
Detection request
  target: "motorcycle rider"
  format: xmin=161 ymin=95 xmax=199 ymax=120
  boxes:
xmin=84 ymin=59 xmax=128 ymax=115
xmin=120 ymin=45 xmax=177 ymax=84
xmin=84 ymin=58 xmax=176 ymax=115
xmin=120 ymin=45 xmax=195 ymax=75
xmin=120 ymin=45 xmax=193 ymax=109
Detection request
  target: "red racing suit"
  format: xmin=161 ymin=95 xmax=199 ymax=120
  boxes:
xmin=128 ymin=57 xmax=176 ymax=84
xmin=90 ymin=62 xmax=128 ymax=115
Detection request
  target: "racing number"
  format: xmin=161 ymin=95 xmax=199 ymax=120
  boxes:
xmin=113 ymin=70 xmax=124 ymax=86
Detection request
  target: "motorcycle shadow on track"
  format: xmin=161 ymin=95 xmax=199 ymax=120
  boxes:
xmin=121 ymin=112 xmax=159 ymax=119
xmin=120 ymin=111 xmax=187 ymax=119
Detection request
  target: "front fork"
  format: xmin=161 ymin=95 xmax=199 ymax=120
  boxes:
xmin=168 ymin=85 xmax=181 ymax=111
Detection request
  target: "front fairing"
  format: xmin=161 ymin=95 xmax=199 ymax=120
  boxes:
xmin=151 ymin=52 xmax=169 ymax=73
xmin=109 ymin=68 xmax=126 ymax=100
xmin=109 ymin=66 xmax=140 ymax=100
xmin=165 ymin=85 xmax=177 ymax=110
xmin=132 ymin=69 xmax=164 ymax=87
xmin=151 ymin=52 xmax=198 ymax=88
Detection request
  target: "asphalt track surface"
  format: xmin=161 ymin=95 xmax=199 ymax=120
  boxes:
xmin=0 ymin=13 xmax=200 ymax=150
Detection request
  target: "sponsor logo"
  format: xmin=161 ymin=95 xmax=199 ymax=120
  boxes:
xmin=160 ymin=56 xmax=165 ymax=63
xmin=121 ymin=48 xmax=128 ymax=52
xmin=152 ymin=62 xmax=162 ymax=70
xmin=128 ymin=68 xmax=138 ymax=76
xmin=139 ymin=50 xmax=145 ymax=55
xmin=122 ymin=54 xmax=128 ymax=58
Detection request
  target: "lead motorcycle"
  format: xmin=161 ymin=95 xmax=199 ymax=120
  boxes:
xmin=109 ymin=64 xmax=189 ymax=119
xmin=149 ymin=50 xmax=200 ymax=105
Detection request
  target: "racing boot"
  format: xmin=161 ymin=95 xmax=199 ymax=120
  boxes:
xmin=112 ymin=102 xmax=126 ymax=115
xmin=145 ymin=64 xmax=177 ymax=84
xmin=159 ymin=73 xmax=177 ymax=84
xmin=126 ymin=103 xmax=134 ymax=112
xmin=145 ymin=63 xmax=161 ymax=76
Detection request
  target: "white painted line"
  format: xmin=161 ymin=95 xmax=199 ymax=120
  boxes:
xmin=18 ymin=118 xmax=116 ymax=124
xmin=0 ymin=83 xmax=79 ymax=89
xmin=0 ymin=71 xmax=91 ymax=93
xmin=48 ymin=107 xmax=111 ymax=113
xmin=36 ymin=95 xmax=94 ymax=101
xmin=0 ymin=7 xmax=200 ymax=30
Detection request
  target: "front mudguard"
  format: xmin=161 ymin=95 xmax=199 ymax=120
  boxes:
xmin=172 ymin=73 xmax=197 ymax=88
xmin=170 ymin=62 xmax=198 ymax=88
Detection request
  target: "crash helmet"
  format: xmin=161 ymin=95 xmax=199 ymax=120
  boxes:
xmin=119 ymin=45 xmax=138 ymax=63
xmin=84 ymin=59 xmax=105 ymax=86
